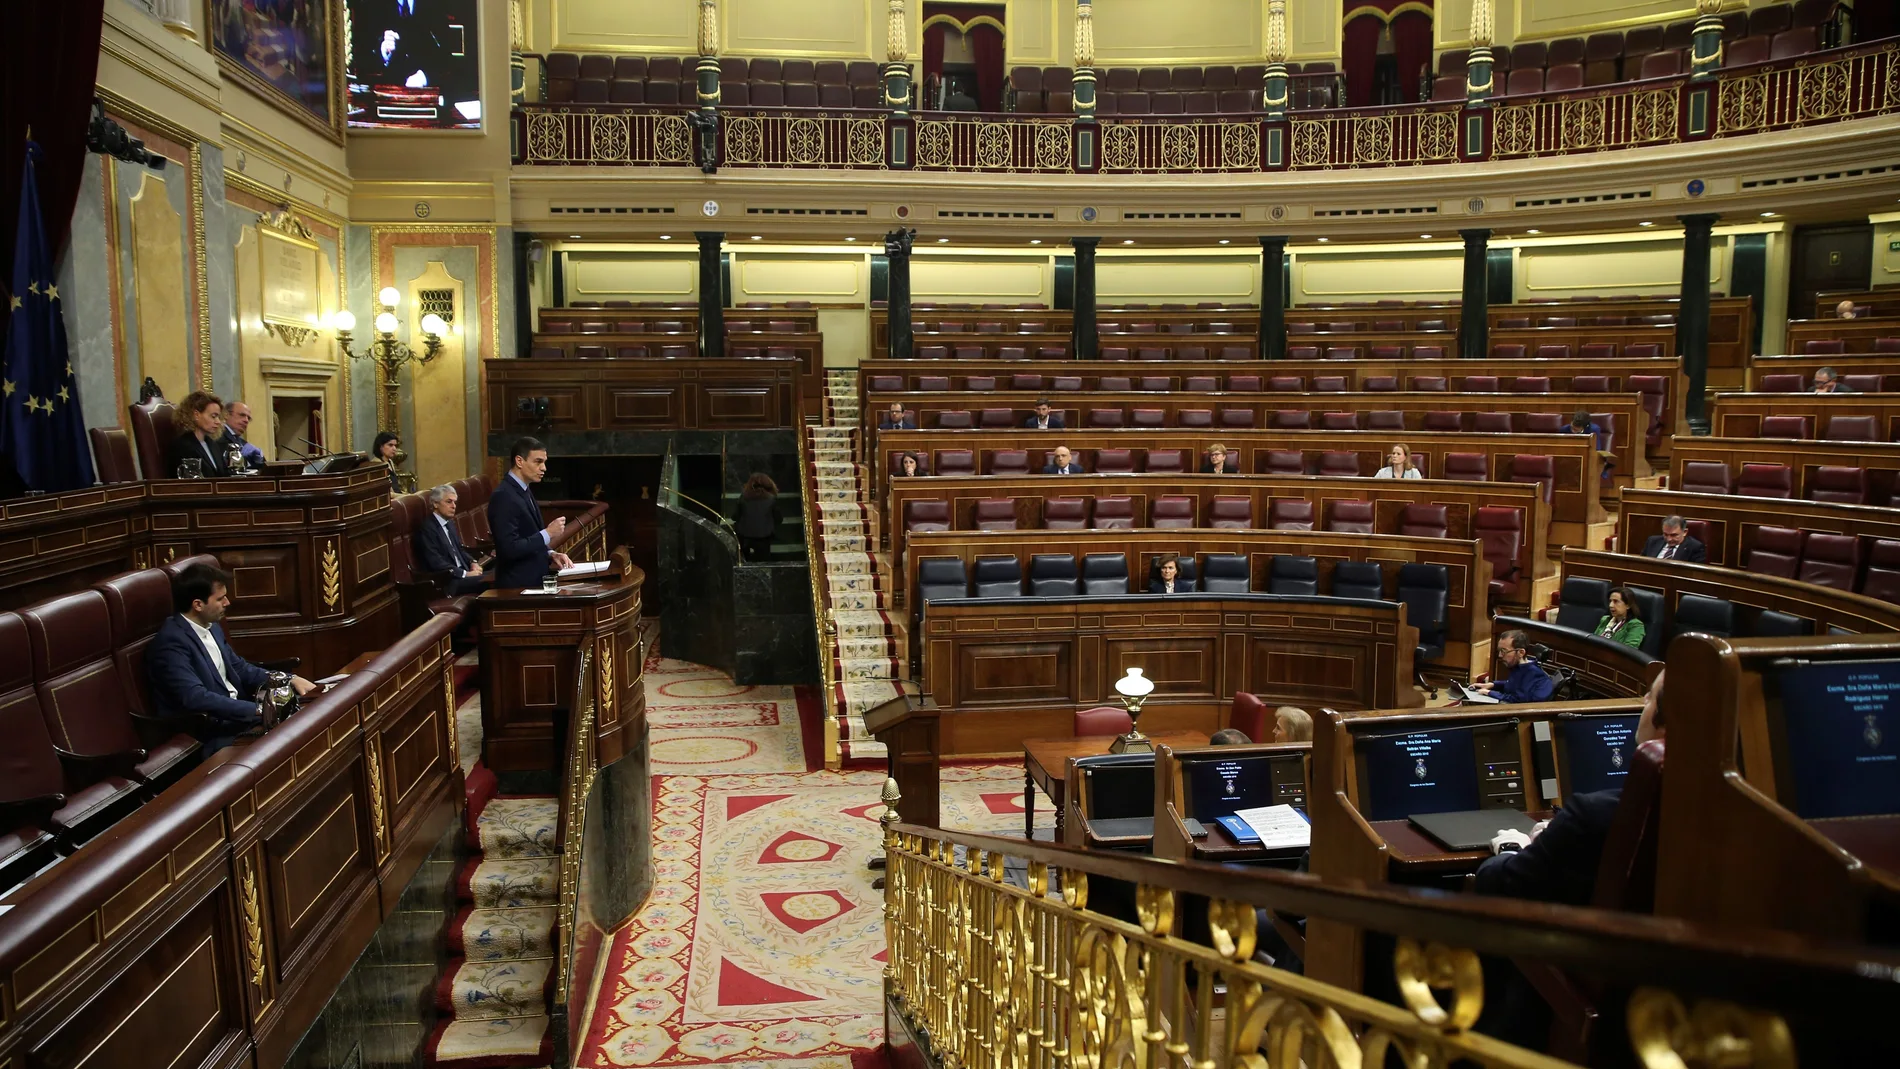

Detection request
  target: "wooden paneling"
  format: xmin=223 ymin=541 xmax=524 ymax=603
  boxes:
xmin=1564 ymin=545 xmax=1900 ymax=635
xmin=905 ymin=528 xmax=1492 ymax=677
xmin=921 ymin=595 xmax=1416 ymax=756
xmin=868 ymin=391 xmax=1655 ymax=476
xmin=1745 ymin=352 xmax=1898 ymax=391
xmin=1707 ymin=393 xmax=1900 ymax=444
xmin=877 ymin=426 xmax=1607 ymax=532
xmin=487 ymin=356 xmax=802 ymax=433
xmin=0 ymin=484 xmax=150 ymax=610
xmin=1783 ymin=316 xmax=1900 ymax=354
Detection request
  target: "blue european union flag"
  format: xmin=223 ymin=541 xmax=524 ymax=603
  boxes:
xmin=2 ymin=142 xmax=94 ymax=494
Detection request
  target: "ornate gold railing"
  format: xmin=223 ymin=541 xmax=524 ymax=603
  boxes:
xmin=915 ymin=116 xmax=1075 ymax=172
xmin=1715 ymin=42 xmax=1900 ymax=136
xmin=722 ymin=109 xmax=888 ymax=168
xmin=1287 ymin=105 xmax=1463 ymax=169
xmin=522 ymin=107 xmax=695 ymax=165
xmin=1099 ymin=118 xmax=1262 ymax=173
xmin=881 ymin=814 xmax=1899 ymax=1068
xmin=1491 ymin=85 xmax=1682 ymax=159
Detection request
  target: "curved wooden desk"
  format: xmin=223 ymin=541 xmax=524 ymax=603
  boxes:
xmin=1561 ymin=547 xmax=1900 ymax=635
xmin=1492 ymin=614 xmax=1661 ymax=699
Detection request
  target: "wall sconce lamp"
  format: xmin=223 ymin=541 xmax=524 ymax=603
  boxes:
xmin=331 ymin=287 xmax=445 ymax=431
xmin=1109 ymin=667 xmax=1156 ymax=754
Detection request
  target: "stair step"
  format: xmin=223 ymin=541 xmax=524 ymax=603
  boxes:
xmin=460 ymin=857 xmax=558 ymax=909
xmin=458 ymin=906 xmax=557 ymax=961
xmin=443 ymin=958 xmax=554 ymax=1020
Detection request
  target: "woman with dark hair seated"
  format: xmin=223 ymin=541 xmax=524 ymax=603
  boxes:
xmin=372 ymin=431 xmax=403 ymax=493
xmin=1593 ymin=586 xmax=1646 ymax=649
xmin=1148 ymin=556 xmax=1195 ymax=594
xmin=894 ymin=452 xmax=926 ymax=477
xmin=165 ymin=391 xmax=233 ymax=478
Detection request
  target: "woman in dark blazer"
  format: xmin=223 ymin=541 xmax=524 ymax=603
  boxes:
xmin=1148 ymin=557 xmax=1196 ymax=594
xmin=372 ymin=432 xmax=403 ymax=493
xmin=165 ymin=391 xmax=233 ymax=478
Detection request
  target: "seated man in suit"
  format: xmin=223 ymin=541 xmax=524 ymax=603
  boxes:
xmin=1641 ymin=514 xmax=1706 ymax=563
xmin=491 ymin=436 xmax=575 ymax=588
xmin=1468 ymin=629 xmax=1555 ymax=704
xmin=1475 ymin=670 xmax=1665 ymax=905
xmin=148 ymin=563 xmax=316 ymax=753
xmin=414 ymin=484 xmax=492 ymax=595
xmin=1041 ymin=445 xmax=1085 ymax=475
xmin=218 ymin=401 xmax=267 ymax=470
xmin=878 ymin=401 xmax=917 ymax=430
xmin=1023 ymin=400 xmax=1065 ymax=430
xmin=1812 ymin=366 xmax=1857 ymax=393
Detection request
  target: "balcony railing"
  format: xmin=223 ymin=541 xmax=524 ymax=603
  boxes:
xmin=511 ymin=38 xmax=1897 ymax=173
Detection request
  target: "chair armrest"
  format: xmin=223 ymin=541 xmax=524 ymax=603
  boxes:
xmin=53 ymin=745 xmax=147 ymax=782
xmin=131 ymin=708 xmax=213 ymax=739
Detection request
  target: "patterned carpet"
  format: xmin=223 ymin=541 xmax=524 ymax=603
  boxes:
xmin=571 ymin=623 xmax=1051 ymax=1068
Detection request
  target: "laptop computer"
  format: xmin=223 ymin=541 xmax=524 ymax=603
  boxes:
xmin=1408 ymin=808 xmax=1539 ymax=851
xmin=1449 ymin=679 xmax=1501 ymax=704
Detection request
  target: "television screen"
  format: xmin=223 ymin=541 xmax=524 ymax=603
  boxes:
xmin=1556 ymin=715 xmax=1642 ymax=800
xmin=1185 ymin=755 xmax=1285 ymax=821
xmin=1773 ymin=660 xmax=1900 ymax=819
xmin=346 ymin=0 xmax=481 ymax=130
xmin=1358 ymin=727 xmax=1482 ymax=822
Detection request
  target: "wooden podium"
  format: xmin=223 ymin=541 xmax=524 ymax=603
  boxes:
xmin=861 ymin=688 xmax=940 ymax=829
xmin=477 ymin=548 xmax=646 ymax=773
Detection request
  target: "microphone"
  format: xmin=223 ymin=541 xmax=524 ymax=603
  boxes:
xmin=296 ymin=436 xmax=331 ymax=456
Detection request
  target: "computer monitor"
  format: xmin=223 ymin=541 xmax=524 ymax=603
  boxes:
xmin=1355 ymin=721 xmax=1522 ymax=822
xmin=302 ymin=451 xmax=368 ymax=475
xmin=1554 ymin=714 xmax=1642 ymax=802
xmin=1766 ymin=658 xmax=1900 ymax=820
xmin=1183 ymin=752 xmax=1304 ymax=820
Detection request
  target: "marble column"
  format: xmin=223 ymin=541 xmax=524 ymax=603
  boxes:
xmin=1072 ymin=237 xmax=1100 ymax=359
xmin=885 ymin=228 xmax=915 ymax=359
xmin=1678 ymin=213 xmax=1718 ymax=433
xmin=1458 ymin=228 xmax=1491 ymax=360
xmin=695 ymin=232 xmax=724 ymax=359
xmin=1259 ymin=235 xmax=1288 ymax=360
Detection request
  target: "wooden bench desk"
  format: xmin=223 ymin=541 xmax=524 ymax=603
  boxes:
xmin=1022 ymin=730 xmax=1209 ymax=842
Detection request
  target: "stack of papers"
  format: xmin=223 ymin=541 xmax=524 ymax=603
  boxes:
xmin=1221 ymin=804 xmax=1311 ymax=849
xmin=558 ymin=561 xmax=613 ymax=579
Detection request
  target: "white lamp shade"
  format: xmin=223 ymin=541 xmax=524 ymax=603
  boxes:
xmin=378 ymin=287 xmax=401 ymax=308
xmin=419 ymin=313 xmax=447 ymax=336
xmin=332 ymin=309 xmax=356 ymax=332
xmin=1114 ymin=667 xmax=1155 ymax=699
xmin=374 ymin=311 xmax=399 ymax=334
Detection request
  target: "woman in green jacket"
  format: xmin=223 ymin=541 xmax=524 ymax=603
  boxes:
xmin=1593 ymin=586 xmax=1646 ymax=649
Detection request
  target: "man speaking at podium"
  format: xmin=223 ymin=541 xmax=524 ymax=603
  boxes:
xmin=491 ymin=437 xmax=574 ymax=588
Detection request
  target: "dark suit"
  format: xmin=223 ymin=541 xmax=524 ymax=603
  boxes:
xmin=1148 ymin=578 xmax=1197 ymax=593
xmin=147 ymin=614 xmax=270 ymax=751
xmin=1200 ymin=463 xmax=1235 ymax=474
xmin=1040 ymin=461 xmax=1086 ymax=475
xmin=877 ymin=415 xmax=917 ymax=430
xmin=165 ymin=431 xmax=232 ymax=478
xmin=414 ymin=511 xmax=491 ymax=596
xmin=1023 ymin=415 xmax=1066 ymax=429
xmin=1641 ymin=534 xmax=1706 ymax=563
xmin=1473 ymin=788 xmax=1621 ymax=906
xmin=490 ymin=473 xmax=554 ymax=588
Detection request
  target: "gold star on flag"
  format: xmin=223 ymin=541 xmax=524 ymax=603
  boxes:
xmin=64 ymin=362 xmax=72 ymax=378
xmin=7 ymin=296 xmax=18 ymax=311
xmin=2 ymin=381 xmax=12 ymax=397
xmin=44 ymin=285 xmax=57 ymax=301
xmin=25 ymin=396 xmax=38 ymax=413
xmin=58 ymin=386 xmax=70 ymax=403
xmin=26 ymin=282 xmax=39 ymax=295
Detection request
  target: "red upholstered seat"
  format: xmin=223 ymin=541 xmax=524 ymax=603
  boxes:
xmin=1220 ymin=409 xmax=1259 ymax=427
xmin=1092 ymin=496 xmax=1136 ymax=530
xmin=1423 ymin=411 xmax=1463 ymax=432
xmin=1626 ymin=375 xmax=1668 ymax=444
xmin=988 ymin=449 xmax=1031 ymax=476
xmin=1442 ymin=452 xmax=1488 ymax=480
xmin=1747 ymin=527 xmax=1805 ymax=579
xmin=1184 ymin=376 xmax=1218 ymax=392
xmin=1268 ymin=499 xmax=1314 ymax=531
xmin=1227 ymin=374 xmax=1263 ymax=391
xmin=1759 ymin=415 xmax=1810 ymax=439
xmin=904 ymin=500 xmax=950 ymax=533
xmin=1410 ymin=376 xmax=1448 ymax=391
xmin=1268 ymin=376 xmax=1304 ymax=392
xmin=1325 ymin=500 xmax=1375 ymax=534
xmin=975 ymin=499 xmax=1019 ymax=531
xmin=1797 ymin=533 xmax=1862 ymax=591
xmin=1678 ymin=461 xmax=1733 ymax=495
xmin=1074 ymin=706 xmax=1133 ymax=737
xmin=1152 ymin=496 xmax=1196 ymax=528
xmin=1317 ymin=451 xmax=1361 ymax=476
xmin=935 ymin=410 xmax=973 ymax=429
xmin=1861 ymin=540 xmax=1900 ymax=603
xmin=979 ymin=408 xmax=1014 ymax=428
xmin=1474 ymin=412 xmax=1514 ymax=433
xmin=1142 ymin=449 xmax=1188 ymax=474
xmin=1271 ymin=410 xmax=1311 ymax=429
xmin=1509 ymin=454 xmax=1556 ymax=502
xmin=1802 ymin=339 xmax=1846 ymax=354
xmin=1465 ymin=375 xmax=1500 ymax=391
xmin=1513 ymin=376 xmax=1552 ymax=393
xmin=1809 ymin=466 xmax=1869 ymax=505
xmin=1043 ymin=497 xmax=1089 ymax=530
xmin=1314 ymin=376 xmax=1348 ymax=391
xmin=1320 ymin=412 xmax=1361 ymax=431
xmin=1475 ymin=507 xmax=1525 ymax=599
xmin=1095 ymin=448 xmax=1135 ymax=474
xmin=1209 ymin=496 xmax=1253 ymax=530
xmin=1178 ymin=409 xmax=1214 ymax=427
xmin=1263 ymin=450 xmax=1304 ymax=476
xmin=1087 ymin=408 xmax=1125 ymax=428
xmin=1229 ymin=692 xmax=1268 ymax=743
xmin=1365 ymin=375 xmax=1398 ymax=391
xmin=127 ymin=399 xmax=177 ymax=481
xmin=1524 ymin=413 xmax=1565 ymax=433
xmin=1737 ymin=462 xmax=1793 ymax=498
xmin=1823 ymin=415 xmax=1879 ymax=441
xmin=1398 ymin=504 xmax=1449 ymax=539
xmin=934 ymin=449 xmax=975 ymax=476
xmin=1367 ymin=411 xmax=1405 ymax=431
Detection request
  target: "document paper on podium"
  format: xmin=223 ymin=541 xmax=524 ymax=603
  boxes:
xmin=558 ymin=561 xmax=613 ymax=579
xmin=1227 ymin=804 xmax=1312 ymax=849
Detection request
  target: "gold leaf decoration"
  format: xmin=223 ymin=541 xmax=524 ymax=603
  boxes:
xmin=241 ymin=857 xmax=266 ymax=987
xmin=321 ymin=541 xmax=342 ymax=613
xmin=365 ymin=741 xmax=389 ymax=857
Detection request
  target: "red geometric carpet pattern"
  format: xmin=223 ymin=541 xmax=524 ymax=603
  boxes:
xmin=574 ymin=763 xmax=1043 ymax=1066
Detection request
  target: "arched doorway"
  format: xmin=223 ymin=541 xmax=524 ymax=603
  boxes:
xmin=922 ymin=2 xmax=1006 ymax=111
xmin=1343 ymin=1 xmax=1435 ymax=106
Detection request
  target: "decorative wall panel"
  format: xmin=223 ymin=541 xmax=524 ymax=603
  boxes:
xmin=1098 ymin=257 xmax=1258 ymax=302
xmin=129 ymin=172 xmax=192 ymax=402
xmin=737 ymin=257 xmax=863 ymax=299
xmin=568 ymin=254 xmax=698 ymax=301
xmin=1520 ymin=238 xmax=1726 ymax=297
xmin=723 ymin=0 xmax=872 ymax=57
xmin=1294 ymin=252 xmax=1464 ymax=303
xmin=913 ymin=258 xmax=1048 ymax=302
xmin=1516 ymin=0 xmax=1696 ymax=41
xmin=553 ymin=0 xmax=697 ymax=53
xmin=1092 ymin=0 xmax=1261 ymax=63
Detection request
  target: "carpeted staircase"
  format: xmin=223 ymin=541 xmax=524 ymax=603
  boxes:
xmin=809 ymin=370 xmax=904 ymax=765
xmin=424 ymin=765 xmax=559 ymax=1067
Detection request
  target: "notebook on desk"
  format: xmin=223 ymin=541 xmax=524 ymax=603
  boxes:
xmin=1408 ymin=808 xmax=1538 ymax=851
xmin=1086 ymin=817 xmax=1155 ymax=839
xmin=1449 ymin=680 xmax=1501 ymax=704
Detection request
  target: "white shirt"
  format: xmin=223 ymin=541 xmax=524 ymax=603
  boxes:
xmin=186 ymin=616 xmax=239 ymax=699
xmin=1658 ymin=541 xmax=1678 ymax=560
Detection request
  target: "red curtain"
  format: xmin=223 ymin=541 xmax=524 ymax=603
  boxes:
xmin=923 ymin=24 xmax=946 ymax=103
xmin=1392 ymin=10 xmax=1434 ymax=103
xmin=1342 ymin=14 xmax=1383 ymax=107
xmin=0 ymin=0 xmax=106 ymax=318
xmin=969 ymin=23 xmax=1005 ymax=112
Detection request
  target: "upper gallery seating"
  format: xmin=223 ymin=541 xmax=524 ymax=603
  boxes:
xmin=1006 ymin=64 xmax=1342 ymax=116
xmin=1429 ymin=0 xmax=1843 ymax=100
xmin=543 ymin=55 xmax=887 ymax=108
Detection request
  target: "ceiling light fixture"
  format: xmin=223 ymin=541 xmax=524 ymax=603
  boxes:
xmin=1316 ymin=237 xmax=1329 ymax=243
xmin=1639 ymin=221 xmax=1655 ymax=227
xmin=659 ymin=234 xmax=672 ymax=240
xmin=937 ymin=237 xmax=949 ymax=243
xmin=1526 ymin=229 xmax=1541 ymax=235
xmin=1218 ymin=239 xmax=1230 ymax=245
xmin=1029 ymin=239 xmax=1042 ymax=245
xmin=846 ymin=236 xmax=857 ymax=241
xmin=751 ymin=235 xmax=762 ymax=240
xmin=1760 ymin=211 xmax=1778 ymax=218
xmin=569 ymin=234 xmax=581 ymax=239
xmin=1420 ymin=234 xmax=1433 ymax=239
xmin=1122 ymin=239 xmax=1135 ymax=245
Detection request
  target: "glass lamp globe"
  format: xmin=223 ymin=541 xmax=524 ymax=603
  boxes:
xmin=332 ymin=309 xmax=356 ymax=332
xmin=374 ymin=311 xmax=399 ymax=334
xmin=378 ymin=287 xmax=401 ymax=308
xmin=419 ymin=313 xmax=447 ymax=336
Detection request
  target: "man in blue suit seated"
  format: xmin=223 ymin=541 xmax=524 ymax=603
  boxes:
xmin=491 ymin=436 xmax=575 ymax=588
xmin=1040 ymin=445 xmax=1085 ymax=475
xmin=414 ymin=483 xmax=492 ymax=596
xmin=1469 ymin=629 xmax=1555 ymax=703
xmin=148 ymin=563 xmax=316 ymax=753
